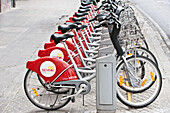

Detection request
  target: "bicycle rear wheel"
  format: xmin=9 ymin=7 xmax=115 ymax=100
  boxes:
xmin=24 ymin=69 xmax=74 ymax=110
xmin=116 ymin=55 xmax=162 ymax=108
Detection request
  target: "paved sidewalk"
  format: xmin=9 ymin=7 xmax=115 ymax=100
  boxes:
xmin=0 ymin=0 xmax=170 ymax=113
xmin=0 ymin=0 xmax=81 ymax=112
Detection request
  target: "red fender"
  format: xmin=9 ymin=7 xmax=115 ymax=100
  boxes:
xmin=44 ymin=40 xmax=72 ymax=49
xmin=43 ymin=41 xmax=85 ymax=57
xmin=26 ymin=57 xmax=78 ymax=83
xmin=38 ymin=46 xmax=83 ymax=67
xmin=44 ymin=41 xmax=56 ymax=49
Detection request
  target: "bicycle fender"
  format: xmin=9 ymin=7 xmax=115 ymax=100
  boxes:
xmin=38 ymin=46 xmax=83 ymax=67
xmin=26 ymin=57 xmax=78 ymax=83
xmin=44 ymin=41 xmax=56 ymax=49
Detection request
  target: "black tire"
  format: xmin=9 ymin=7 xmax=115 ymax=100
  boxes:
xmin=125 ymin=47 xmax=158 ymax=67
xmin=24 ymin=69 xmax=74 ymax=110
xmin=142 ymin=39 xmax=149 ymax=50
xmin=116 ymin=55 xmax=162 ymax=108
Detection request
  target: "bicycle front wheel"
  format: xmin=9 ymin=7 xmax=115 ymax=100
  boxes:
xmin=116 ymin=55 xmax=162 ymax=108
xmin=125 ymin=46 xmax=158 ymax=67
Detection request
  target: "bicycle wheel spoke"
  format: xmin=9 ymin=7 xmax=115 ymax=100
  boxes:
xmin=117 ymin=56 xmax=162 ymax=108
xmin=24 ymin=70 xmax=74 ymax=110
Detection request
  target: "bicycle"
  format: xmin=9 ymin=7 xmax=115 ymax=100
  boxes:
xmin=24 ymin=0 xmax=162 ymax=110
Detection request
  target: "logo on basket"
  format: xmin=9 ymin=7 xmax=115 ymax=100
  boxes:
xmin=50 ymin=49 xmax=64 ymax=60
xmin=40 ymin=61 xmax=56 ymax=77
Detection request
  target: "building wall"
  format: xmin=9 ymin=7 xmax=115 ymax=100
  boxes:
xmin=0 ymin=0 xmax=11 ymax=12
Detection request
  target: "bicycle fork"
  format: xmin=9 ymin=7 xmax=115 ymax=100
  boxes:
xmin=121 ymin=55 xmax=141 ymax=87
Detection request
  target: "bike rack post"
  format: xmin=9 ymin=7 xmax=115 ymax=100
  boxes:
xmin=99 ymin=38 xmax=112 ymax=48
xmin=98 ymin=45 xmax=114 ymax=57
xmin=101 ymin=27 xmax=109 ymax=34
xmin=96 ymin=54 xmax=116 ymax=112
xmin=101 ymin=33 xmax=110 ymax=40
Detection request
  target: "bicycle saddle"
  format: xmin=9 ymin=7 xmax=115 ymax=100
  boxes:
xmin=81 ymin=2 xmax=92 ymax=6
xmin=65 ymin=21 xmax=82 ymax=25
xmin=76 ymin=25 xmax=88 ymax=30
xmin=72 ymin=17 xmax=87 ymax=22
xmin=78 ymin=8 xmax=90 ymax=13
xmin=74 ymin=12 xmax=88 ymax=17
xmin=97 ymin=15 xmax=107 ymax=22
xmin=58 ymin=24 xmax=77 ymax=33
xmin=79 ymin=5 xmax=91 ymax=9
xmin=96 ymin=13 xmax=107 ymax=22
xmin=51 ymin=33 xmax=74 ymax=44
xmin=69 ymin=23 xmax=78 ymax=29
xmin=58 ymin=25 xmax=70 ymax=33
xmin=73 ymin=21 xmax=82 ymax=25
xmin=89 ymin=13 xmax=107 ymax=22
